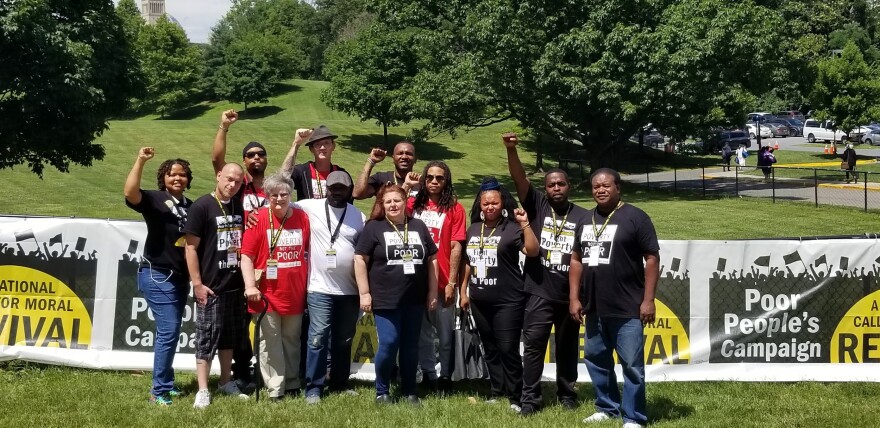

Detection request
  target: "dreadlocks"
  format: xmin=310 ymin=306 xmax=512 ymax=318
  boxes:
xmin=411 ymin=160 xmax=457 ymax=213
xmin=156 ymin=158 xmax=193 ymax=191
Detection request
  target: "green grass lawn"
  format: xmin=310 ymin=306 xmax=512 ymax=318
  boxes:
xmin=2 ymin=80 xmax=880 ymax=426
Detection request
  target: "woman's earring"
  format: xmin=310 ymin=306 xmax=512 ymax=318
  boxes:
xmin=480 ymin=211 xmax=485 ymax=221
xmin=502 ymin=209 xmax=508 ymax=218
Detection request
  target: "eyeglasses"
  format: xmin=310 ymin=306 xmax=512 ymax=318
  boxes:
xmin=245 ymin=151 xmax=267 ymax=159
xmin=425 ymin=174 xmax=446 ymax=182
xmin=268 ymin=193 xmax=290 ymax=199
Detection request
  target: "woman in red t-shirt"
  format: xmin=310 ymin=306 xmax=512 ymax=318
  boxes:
xmin=241 ymin=173 xmax=310 ymax=400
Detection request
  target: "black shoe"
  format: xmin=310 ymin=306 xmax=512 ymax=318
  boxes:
xmin=422 ymin=378 xmax=438 ymax=392
xmin=437 ymin=376 xmax=452 ymax=395
xmin=269 ymin=395 xmax=284 ymax=403
xmin=405 ymin=395 xmax=422 ymax=407
xmin=375 ymin=394 xmax=393 ymax=405
xmin=519 ymin=405 xmax=537 ymax=417
xmin=561 ymin=398 xmax=578 ymax=410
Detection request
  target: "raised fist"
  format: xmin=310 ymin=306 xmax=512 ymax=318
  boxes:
xmin=513 ymin=207 xmax=528 ymax=224
xmin=221 ymin=109 xmax=238 ymax=127
xmin=293 ymin=128 xmax=312 ymax=146
xmin=369 ymin=148 xmax=387 ymax=163
xmin=405 ymin=171 xmax=421 ymax=189
xmin=138 ymin=147 xmax=155 ymax=161
xmin=502 ymin=132 xmax=519 ymax=148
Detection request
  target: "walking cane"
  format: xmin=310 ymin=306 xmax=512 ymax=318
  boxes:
xmin=253 ymin=294 xmax=270 ymax=402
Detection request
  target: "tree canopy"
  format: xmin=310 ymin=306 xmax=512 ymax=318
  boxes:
xmin=0 ymin=0 xmax=138 ymax=175
xmin=811 ymin=41 xmax=880 ymax=131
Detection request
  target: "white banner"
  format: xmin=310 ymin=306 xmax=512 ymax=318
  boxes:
xmin=1 ymin=216 xmax=879 ymax=381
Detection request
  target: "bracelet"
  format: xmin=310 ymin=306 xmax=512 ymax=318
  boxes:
xmin=446 ymin=283 xmax=455 ymax=287
xmin=219 ymin=125 xmax=229 ymax=132
xmin=367 ymin=158 xmax=376 ymax=166
xmin=520 ymin=223 xmax=530 ymax=230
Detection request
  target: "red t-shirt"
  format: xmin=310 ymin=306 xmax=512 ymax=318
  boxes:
xmin=237 ymin=177 xmax=267 ymax=224
xmin=241 ymin=206 xmax=310 ymax=315
xmin=407 ymin=198 xmax=467 ymax=290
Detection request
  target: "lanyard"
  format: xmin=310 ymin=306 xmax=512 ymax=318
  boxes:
xmin=478 ymin=222 xmax=497 ymax=256
xmin=268 ymin=208 xmax=290 ymax=258
xmin=245 ymin=180 xmax=266 ymax=210
xmin=592 ymin=201 xmax=624 ymax=239
xmin=213 ymin=192 xmax=241 ymax=244
xmin=550 ymin=203 xmax=572 ymax=241
xmin=325 ymin=200 xmax=348 ymax=249
xmin=167 ymin=192 xmax=188 ymax=231
xmin=386 ymin=217 xmax=409 ymax=247
xmin=309 ymin=162 xmax=336 ymax=199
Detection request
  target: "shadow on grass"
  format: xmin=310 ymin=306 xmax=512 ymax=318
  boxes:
xmin=649 ymin=395 xmax=695 ymax=423
xmin=341 ymin=134 xmax=466 ymax=161
xmin=238 ymin=105 xmax=285 ymax=120
xmin=270 ymin=82 xmax=302 ymax=97
xmin=158 ymin=104 xmax=212 ymax=121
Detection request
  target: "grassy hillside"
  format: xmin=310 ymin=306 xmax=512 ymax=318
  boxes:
xmin=0 ymin=79 xmax=878 ymax=239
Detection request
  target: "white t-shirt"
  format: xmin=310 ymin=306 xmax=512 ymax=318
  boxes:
xmin=294 ymin=199 xmax=365 ymax=295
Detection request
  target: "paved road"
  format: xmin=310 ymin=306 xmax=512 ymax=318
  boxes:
xmin=621 ymin=165 xmax=880 ymax=210
xmin=751 ymin=135 xmax=880 ymax=157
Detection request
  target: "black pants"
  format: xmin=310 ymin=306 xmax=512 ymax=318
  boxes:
xmin=471 ymin=298 xmax=524 ymax=405
xmin=520 ymin=294 xmax=580 ymax=409
xmin=231 ymin=305 xmax=254 ymax=383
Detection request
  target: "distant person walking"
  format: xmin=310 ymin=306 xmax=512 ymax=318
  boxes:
xmin=842 ymin=142 xmax=858 ymax=183
xmin=757 ymin=147 xmax=776 ymax=180
xmin=721 ymin=143 xmax=733 ymax=172
xmin=735 ymin=144 xmax=748 ymax=170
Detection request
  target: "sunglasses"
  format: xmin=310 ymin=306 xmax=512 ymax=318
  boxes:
xmin=244 ymin=151 xmax=267 ymax=159
xmin=425 ymin=174 xmax=446 ymax=182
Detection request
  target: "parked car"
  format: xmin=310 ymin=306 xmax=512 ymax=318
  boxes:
xmin=762 ymin=120 xmax=790 ymax=137
xmin=746 ymin=123 xmax=772 ymax=139
xmin=848 ymin=124 xmax=880 ymax=144
xmin=860 ymin=128 xmax=880 ymax=145
xmin=775 ymin=110 xmax=806 ymax=121
xmin=780 ymin=118 xmax=804 ymax=137
xmin=704 ymin=129 xmax=751 ymax=153
xmin=747 ymin=112 xmax=775 ymax=122
xmin=644 ymin=128 xmax=664 ymax=147
xmin=802 ymin=119 xmax=845 ymax=143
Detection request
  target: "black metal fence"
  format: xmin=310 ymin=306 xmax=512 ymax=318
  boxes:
xmin=558 ymin=158 xmax=880 ymax=211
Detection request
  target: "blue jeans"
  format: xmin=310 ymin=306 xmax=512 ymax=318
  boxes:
xmin=584 ymin=317 xmax=647 ymax=426
xmin=137 ymin=266 xmax=189 ymax=397
xmin=374 ymin=305 xmax=425 ymax=396
xmin=304 ymin=292 xmax=359 ymax=397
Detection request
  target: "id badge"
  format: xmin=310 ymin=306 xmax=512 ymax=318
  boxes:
xmin=266 ymin=259 xmax=278 ymax=279
xmin=550 ymin=251 xmax=562 ymax=265
xmin=588 ymin=248 xmax=600 ymax=267
xmin=226 ymin=246 xmax=239 ymax=266
xmin=475 ymin=259 xmax=487 ymax=279
xmin=326 ymin=249 xmax=337 ymax=269
xmin=403 ymin=260 xmax=416 ymax=274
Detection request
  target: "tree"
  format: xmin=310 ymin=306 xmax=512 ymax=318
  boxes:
xmin=137 ymin=15 xmax=203 ymax=116
xmin=811 ymin=41 xmax=880 ymax=131
xmin=321 ymin=25 xmax=418 ymax=146
xmin=208 ymin=32 xmax=284 ymax=110
xmin=115 ymin=0 xmax=146 ymax=114
xmin=366 ymin=0 xmax=780 ymax=168
xmin=0 ymin=0 xmax=139 ymax=176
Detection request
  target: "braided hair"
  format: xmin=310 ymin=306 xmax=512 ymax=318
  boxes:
xmin=156 ymin=159 xmax=193 ymax=191
xmin=412 ymin=160 xmax=457 ymax=213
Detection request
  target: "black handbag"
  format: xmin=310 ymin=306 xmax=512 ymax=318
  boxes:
xmin=451 ymin=308 xmax=488 ymax=381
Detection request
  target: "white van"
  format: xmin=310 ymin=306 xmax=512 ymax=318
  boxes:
xmin=802 ymin=119 xmax=845 ymax=143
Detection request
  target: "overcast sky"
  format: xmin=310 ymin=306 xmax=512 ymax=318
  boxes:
xmin=115 ymin=1 xmax=234 ymax=44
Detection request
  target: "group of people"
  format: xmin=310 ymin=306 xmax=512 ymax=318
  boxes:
xmin=124 ymin=110 xmax=660 ymax=428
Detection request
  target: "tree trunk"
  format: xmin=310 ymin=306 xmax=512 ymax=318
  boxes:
xmin=383 ymin=122 xmax=388 ymax=148
xmin=535 ymin=133 xmax=544 ymax=173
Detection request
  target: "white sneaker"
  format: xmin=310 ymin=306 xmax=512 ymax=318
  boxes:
xmin=193 ymin=389 xmax=211 ymax=409
xmin=510 ymin=404 xmax=522 ymax=413
xmin=582 ymin=412 xmax=611 ymax=423
xmin=622 ymin=423 xmax=645 ymax=428
xmin=218 ymin=381 xmax=250 ymax=399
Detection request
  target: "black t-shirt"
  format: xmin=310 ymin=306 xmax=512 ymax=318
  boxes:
xmin=576 ymin=203 xmax=660 ymax=318
xmin=369 ymin=171 xmax=420 ymax=198
xmin=290 ymin=161 xmax=348 ymax=201
xmin=464 ymin=219 xmax=526 ymax=305
xmin=521 ymin=185 xmax=590 ymax=303
xmin=182 ymin=193 xmax=245 ymax=294
xmin=355 ymin=217 xmax=438 ymax=309
xmin=126 ymin=190 xmax=191 ymax=274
